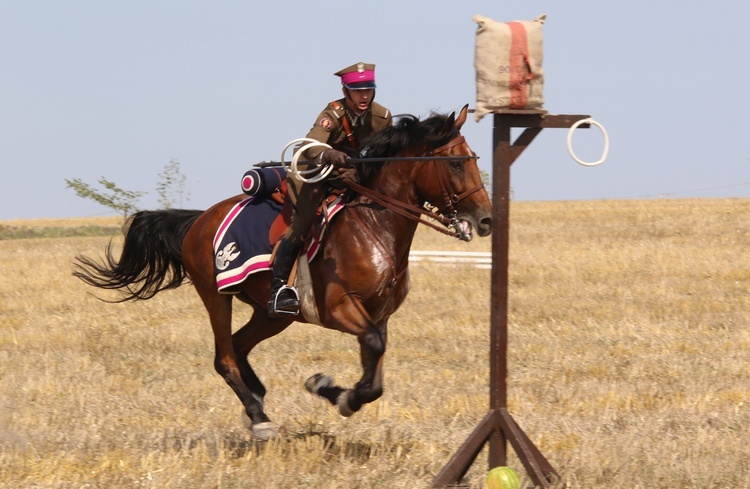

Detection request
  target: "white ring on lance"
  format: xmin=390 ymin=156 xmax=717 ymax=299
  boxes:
xmin=281 ymin=138 xmax=334 ymax=183
xmin=566 ymin=118 xmax=609 ymax=167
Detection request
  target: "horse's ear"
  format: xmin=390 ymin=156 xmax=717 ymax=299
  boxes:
xmin=454 ymin=104 xmax=469 ymax=131
xmin=440 ymin=112 xmax=456 ymax=136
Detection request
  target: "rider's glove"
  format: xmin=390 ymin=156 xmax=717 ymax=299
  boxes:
xmin=320 ymin=149 xmax=350 ymax=168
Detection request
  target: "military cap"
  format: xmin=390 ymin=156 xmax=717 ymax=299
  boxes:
xmin=334 ymin=62 xmax=377 ymax=90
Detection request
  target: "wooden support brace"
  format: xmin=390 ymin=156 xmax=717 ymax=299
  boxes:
xmin=433 ymin=111 xmax=590 ymax=489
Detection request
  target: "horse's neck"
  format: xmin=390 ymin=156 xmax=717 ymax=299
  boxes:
xmin=368 ymin=161 xmax=422 ymax=207
xmin=354 ymin=164 xmax=422 ymax=258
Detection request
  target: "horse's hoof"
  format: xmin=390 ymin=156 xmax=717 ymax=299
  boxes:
xmin=241 ymin=411 xmax=279 ymax=441
xmin=251 ymin=421 xmax=280 ymax=441
xmin=336 ymin=391 xmax=355 ymax=417
xmin=305 ymin=373 xmax=334 ymax=395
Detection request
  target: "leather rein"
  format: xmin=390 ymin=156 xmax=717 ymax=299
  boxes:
xmin=341 ymin=135 xmax=485 ymax=239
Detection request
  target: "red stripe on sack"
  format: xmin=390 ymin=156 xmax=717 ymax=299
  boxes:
xmin=507 ymin=21 xmax=529 ymax=109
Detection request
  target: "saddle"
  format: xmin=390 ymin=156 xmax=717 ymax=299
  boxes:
xmin=214 ymin=168 xmax=348 ymax=299
xmin=242 ymin=166 xmax=350 ymax=247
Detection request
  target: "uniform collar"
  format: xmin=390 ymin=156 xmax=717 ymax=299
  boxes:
xmin=343 ymin=102 xmax=370 ymax=127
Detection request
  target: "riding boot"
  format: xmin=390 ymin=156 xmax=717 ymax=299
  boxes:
xmin=267 ymin=237 xmax=301 ymax=317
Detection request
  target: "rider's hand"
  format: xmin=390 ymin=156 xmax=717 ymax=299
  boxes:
xmin=321 ymin=149 xmax=350 ymax=168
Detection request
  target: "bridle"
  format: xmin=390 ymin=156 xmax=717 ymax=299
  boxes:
xmin=428 ymin=135 xmax=485 ymax=217
xmin=342 ymin=134 xmax=485 ymax=239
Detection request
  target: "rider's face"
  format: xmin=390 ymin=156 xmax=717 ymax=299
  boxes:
xmin=344 ymin=88 xmax=374 ymax=114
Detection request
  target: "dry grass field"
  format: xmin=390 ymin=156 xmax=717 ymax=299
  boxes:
xmin=1 ymin=198 xmax=749 ymax=488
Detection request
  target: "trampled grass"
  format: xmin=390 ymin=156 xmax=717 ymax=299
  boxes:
xmin=1 ymin=199 xmax=749 ymax=488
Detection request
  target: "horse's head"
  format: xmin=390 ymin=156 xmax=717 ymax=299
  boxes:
xmin=414 ymin=105 xmax=492 ymax=241
xmin=355 ymin=105 xmax=492 ymax=241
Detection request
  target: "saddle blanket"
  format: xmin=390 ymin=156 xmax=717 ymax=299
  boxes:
xmin=213 ymin=195 xmax=345 ymax=294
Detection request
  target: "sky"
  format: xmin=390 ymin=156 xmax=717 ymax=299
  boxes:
xmin=2 ymin=1 xmax=749 ymax=221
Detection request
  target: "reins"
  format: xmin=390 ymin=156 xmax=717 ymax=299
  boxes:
xmin=251 ymin=135 xmax=485 ymax=238
xmin=342 ymin=177 xmax=457 ymax=237
xmin=342 ymin=135 xmax=485 ymax=239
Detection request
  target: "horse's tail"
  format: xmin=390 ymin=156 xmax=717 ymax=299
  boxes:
xmin=74 ymin=209 xmax=204 ymax=302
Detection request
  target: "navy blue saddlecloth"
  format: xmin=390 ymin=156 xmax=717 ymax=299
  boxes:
xmin=213 ymin=197 xmax=281 ymax=293
xmin=212 ymin=195 xmax=346 ymax=294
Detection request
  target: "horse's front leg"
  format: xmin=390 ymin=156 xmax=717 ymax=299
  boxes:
xmin=307 ymin=321 xmax=387 ymax=417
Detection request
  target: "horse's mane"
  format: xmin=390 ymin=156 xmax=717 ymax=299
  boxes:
xmin=354 ymin=112 xmax=459 ymax=184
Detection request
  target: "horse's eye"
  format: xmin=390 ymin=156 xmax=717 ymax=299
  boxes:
xmin=449 ymin=160 xmax=464 ymax=170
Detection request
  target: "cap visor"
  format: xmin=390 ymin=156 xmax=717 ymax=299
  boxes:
xmin=344 ymin=81 xmax=376 ymax=90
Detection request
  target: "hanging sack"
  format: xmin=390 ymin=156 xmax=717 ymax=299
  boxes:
xmin=473 ymin=13 xmax=546 ymax=121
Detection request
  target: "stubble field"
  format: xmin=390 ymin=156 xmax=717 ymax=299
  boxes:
xmin=1 ymin=198 xmax=749 ymax=488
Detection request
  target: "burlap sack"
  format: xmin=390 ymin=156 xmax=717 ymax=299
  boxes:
xmin=473 ymin=14 xmax=546 ymax=121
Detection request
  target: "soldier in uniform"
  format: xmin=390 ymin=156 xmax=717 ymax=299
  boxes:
xmin=268 ymin=62 xmax=393 ymax=317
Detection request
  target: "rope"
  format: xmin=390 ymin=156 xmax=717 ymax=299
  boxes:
xmin=281 ymin=138 xmax=334 ymax=183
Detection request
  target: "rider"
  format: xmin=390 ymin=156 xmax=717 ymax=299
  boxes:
xmin=268 ymin=62 xmax=393 ymax=317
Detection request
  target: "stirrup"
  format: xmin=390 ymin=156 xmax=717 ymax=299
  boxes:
xmin=268 ymin=285 xmax=300 ymax=316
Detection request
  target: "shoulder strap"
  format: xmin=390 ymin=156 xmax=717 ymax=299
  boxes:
xmin=330 ymin=100 xmax=357 ymax=150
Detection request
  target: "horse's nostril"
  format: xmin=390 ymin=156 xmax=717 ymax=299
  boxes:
xmin=480 ymin=217 xmax=493 ymax=235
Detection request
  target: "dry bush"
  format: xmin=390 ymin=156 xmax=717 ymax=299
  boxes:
xmin=1 ymin=198 xmax=748 ymax=488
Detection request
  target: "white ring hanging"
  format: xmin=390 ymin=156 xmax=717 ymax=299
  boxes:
xmin=281 ymin=138 xmax=334 ymax=183
xmin=566 ymin=118 xmax=609 ymax=167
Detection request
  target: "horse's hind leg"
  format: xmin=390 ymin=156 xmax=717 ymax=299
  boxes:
xmin=231 ymin=307 xmax=292 ymax=436
xmin=195 ymin=287 xmax=279 ymax=440
xmin=307 ymin=321 xmax=387 ymax=417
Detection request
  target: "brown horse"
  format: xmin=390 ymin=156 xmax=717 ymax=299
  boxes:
xmin=74 ymin=104 xmax=492 ymax=440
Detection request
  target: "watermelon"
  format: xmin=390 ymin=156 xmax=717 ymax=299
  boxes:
xmin=486 ymin=466 xmax=521 ymax=489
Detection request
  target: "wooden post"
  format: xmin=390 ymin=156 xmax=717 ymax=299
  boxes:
xmin=432 ymin=111 xmax=591 ymax=488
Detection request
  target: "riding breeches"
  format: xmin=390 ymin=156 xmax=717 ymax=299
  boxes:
xmin=283 ymin=176 xmax=328 ymax=246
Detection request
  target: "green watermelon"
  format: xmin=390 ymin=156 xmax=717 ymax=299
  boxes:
xmin=486 ymin=466 xmax=521 ymax=489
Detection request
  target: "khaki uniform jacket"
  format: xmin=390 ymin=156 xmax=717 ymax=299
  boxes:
xmin=283 ymin=99 xmax=392 ymax=243
xmin=302 ymin=99 xmax=392 ymax=161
